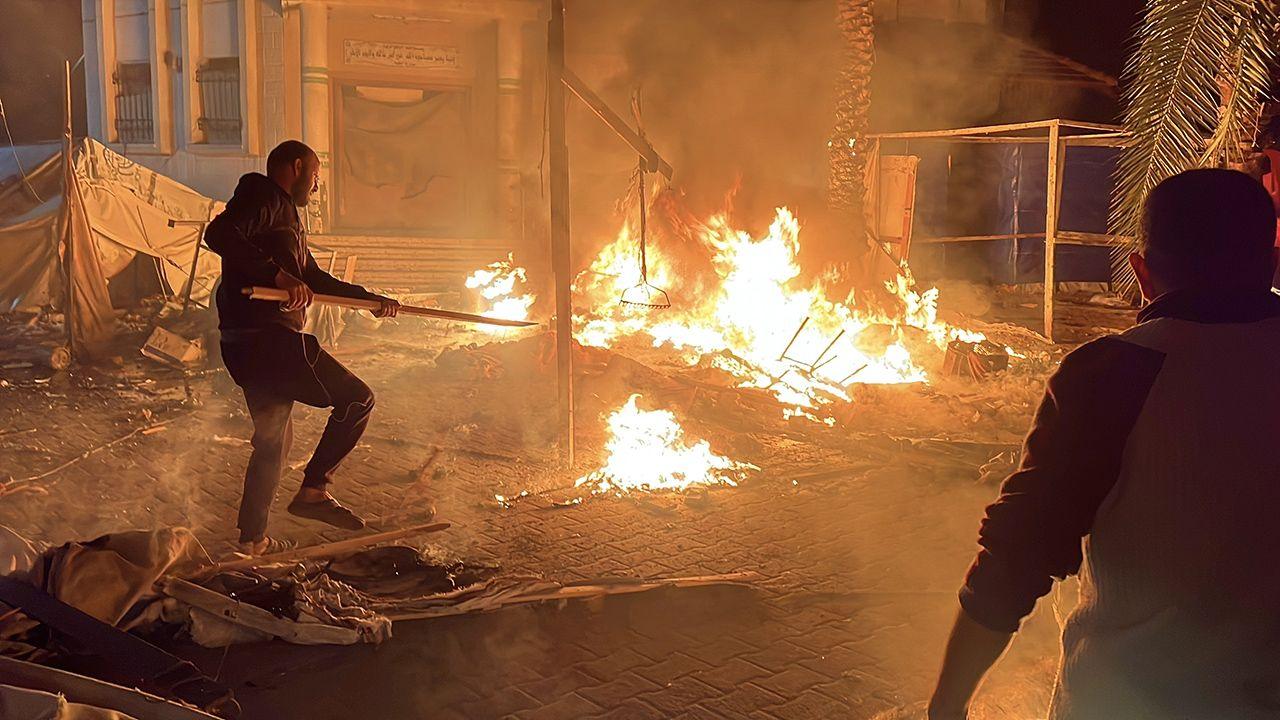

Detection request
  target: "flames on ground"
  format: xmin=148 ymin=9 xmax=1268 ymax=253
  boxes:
xmin=575 ymin=394 xmax=757 ymax=495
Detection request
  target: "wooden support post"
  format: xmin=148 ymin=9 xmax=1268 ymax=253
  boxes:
xmin=62 ymin=60 xmax=75 ymax=358
xmin=1044 ymin=120 xmax=1065 ymax=341
xmin=548 ymin=0 xmax=575 ymax=466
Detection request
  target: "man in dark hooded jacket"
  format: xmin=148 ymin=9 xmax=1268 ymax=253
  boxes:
xmin=205 ymin=140 xmax=399 ymax=555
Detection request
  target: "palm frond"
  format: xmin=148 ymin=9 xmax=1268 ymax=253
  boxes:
xmin=1111 ymin=0 xmax=1278 ymax=293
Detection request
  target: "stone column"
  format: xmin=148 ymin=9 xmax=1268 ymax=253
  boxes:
xmin=299 ymin=1 xmax=330 ymax=232
xmin=496 ymin=18 xmax=524 ymax=242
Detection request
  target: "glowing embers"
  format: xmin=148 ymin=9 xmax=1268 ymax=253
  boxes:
xmin=465 ymin=254 xmax=535 ymax=328
xmin=575 ymin=394 xmax=757 ymax=495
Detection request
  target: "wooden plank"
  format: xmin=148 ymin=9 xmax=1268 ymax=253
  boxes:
xmin=561 ymin=69 xmax=674 ymax=180
xmin=158 ymin=577 xmax=360 ymax=646
xmin=384 ymin=571 xmax=761 ymax=622
xmin=916 ymin=233 xmax=1039 ymax=244
xmin=918 ymin=231 xmax=1130 ymax=247
xmin=865 ymin=119 xmax=1055 ymax=140
xmin=1057 ymin=119 xmax=1125 ymax=132
xmin=1044 ymin=121 xmax=1064 ymax=340
xmin=189 ymin=521 xmax=453 ymax=576
xmin=549 ymin=0 xmax=575 ymax=466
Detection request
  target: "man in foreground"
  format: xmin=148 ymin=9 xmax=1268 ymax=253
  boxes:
xmin=929 ymin=169 xmax=1280 ymax=719
xmin=205 ymin=140 xmax=400 ymax=555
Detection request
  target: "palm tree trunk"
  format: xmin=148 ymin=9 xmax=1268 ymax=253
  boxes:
xmin=828 ymin=0 xmax=874 ymax=212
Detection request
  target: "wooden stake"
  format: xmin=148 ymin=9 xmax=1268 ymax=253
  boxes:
xmin=1044 ymin=120 xmax=1064 ymax=341
xmin=548 ymin=0 xmax=575 ymax=466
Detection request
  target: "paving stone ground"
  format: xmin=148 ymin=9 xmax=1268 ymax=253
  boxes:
xmin=0 ymin=313 xmax=1112 ymax=719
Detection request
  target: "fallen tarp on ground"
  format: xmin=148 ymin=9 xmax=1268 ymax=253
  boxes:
xmin=0 ymin=526 xmax=758 ymax=653
xmin=0 ymin=527 xmax=203 ymax=645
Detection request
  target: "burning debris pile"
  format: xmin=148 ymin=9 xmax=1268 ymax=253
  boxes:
xmin=449 ymin=193 xmax=1044 ymax=499
xmin=572 ymin=202 xmax=990 ymax=423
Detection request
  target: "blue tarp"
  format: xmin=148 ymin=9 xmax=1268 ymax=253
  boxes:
xmin=910 ymin=143 xmax=1117 ymax=284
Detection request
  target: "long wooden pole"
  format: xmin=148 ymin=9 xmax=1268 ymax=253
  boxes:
xmin=62 ymin=60 xmax=75 ymax=359
xmin=548 ymin=0 xmax=575 ymax=466
xmin=188 ymin=521 xmax=453 ymax=576
xmin=1044 ymin=120 xmax=1064 ymax=340
xmin=241 ymin=287 xmax=539 ymax=327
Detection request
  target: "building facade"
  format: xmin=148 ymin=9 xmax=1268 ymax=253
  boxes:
xmin=81 ymin=0 xmax=546 ymax=290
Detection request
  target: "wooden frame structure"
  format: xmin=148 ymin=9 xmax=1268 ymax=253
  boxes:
xmin=866 ymin=119 xmax=1129 ymax=340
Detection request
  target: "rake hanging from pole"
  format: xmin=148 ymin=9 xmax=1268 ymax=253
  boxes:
xmin=619 ymin=89 xmax=670 ymax=309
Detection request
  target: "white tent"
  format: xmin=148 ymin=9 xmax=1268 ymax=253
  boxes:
xmin=0 ymin=138 xmax=223 ymax=317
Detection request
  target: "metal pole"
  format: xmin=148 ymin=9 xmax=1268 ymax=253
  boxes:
xmin=169 ymin=219 xmax=210 ymax=315
xmin=548 ymin=0 xmax=575 ymax=466
xmin=1044 ymin=120 xmax=1064 ymax=341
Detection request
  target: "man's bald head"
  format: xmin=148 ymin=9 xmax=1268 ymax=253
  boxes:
xmin=266 ymin=140 xmax=320 ymax=207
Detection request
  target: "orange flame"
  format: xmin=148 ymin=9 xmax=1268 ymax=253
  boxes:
xmin=572 ymin=206 xmax=983 ymax=417
xmin=466 ymin=253 xmax=535 ymax=330
xmin=576 ymin=394 xmax=757 ymax=494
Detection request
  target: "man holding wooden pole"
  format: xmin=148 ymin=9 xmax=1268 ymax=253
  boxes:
xmin=205 ymin=140 xmax=400 ymax=555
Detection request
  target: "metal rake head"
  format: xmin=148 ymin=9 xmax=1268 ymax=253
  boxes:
xmin=619 ymin=281 xmax=671 ymax=309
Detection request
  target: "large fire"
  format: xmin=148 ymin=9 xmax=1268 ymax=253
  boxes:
xmin=465 ymin=254 xmax=535 ymax=329
xmin=573 ymin=205 xmax=983 ymax=420
xmin=575 ymin=394 xmax=757 ymax=494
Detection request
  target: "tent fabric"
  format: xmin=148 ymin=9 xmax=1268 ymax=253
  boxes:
xmin=0 ymin=139 xmax=223 ymax=353
xmin=63 ymin=142 xmax=118 ymax=359
xmin=74 ymin=140 xmax=223 ymax=304
xmin=0 ymin=148 xmax=62 ymax=312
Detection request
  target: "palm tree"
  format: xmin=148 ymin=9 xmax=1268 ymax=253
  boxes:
xmin=829 ymin=0 xmax=875 ymax=214
xmin=1112 ymin=0 xmax=1278 ymax=292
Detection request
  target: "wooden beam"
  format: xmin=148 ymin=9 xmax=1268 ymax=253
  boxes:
xmin=916 ymin=233 xmax=1040 ymax=244
xmin=917 ymin=231 xmax=1132 ymax=247
xmin=561 ymin=68 xmax=674 ymax=180
xmin=1044 ymin=121 xmax=1064 ymax=340
xmin=188 ymin=522 xmax=452 ymax=576
xmin=158 ymin=578 xmax=361 ymax=645
xmin=865 ymin=119 xmax=1056 ymax=140
xmin=866 ymin=119 xmax=1124 ymax=141
xmin=549 ymin=0 xmax=575 ymax=466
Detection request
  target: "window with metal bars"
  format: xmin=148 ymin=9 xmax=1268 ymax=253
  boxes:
xmin=196 ymin=57 xmax=242 ymax=145
xmin=113 ymin=62 xmax=154 ymax=145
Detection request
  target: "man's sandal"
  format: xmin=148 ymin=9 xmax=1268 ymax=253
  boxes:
xmin=237 ymin=536 xmax=297 ymax=556
xmin=287 ymin=495 xmax=366 ymax=530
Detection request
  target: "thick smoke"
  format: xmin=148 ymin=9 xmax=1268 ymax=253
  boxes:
xmin=565 ymin=0 xmax=840 ymax=260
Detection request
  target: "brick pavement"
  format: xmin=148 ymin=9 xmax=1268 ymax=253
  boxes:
xmin=0 ymin=331 xmax=1064 ymax=719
